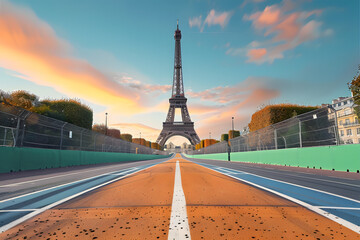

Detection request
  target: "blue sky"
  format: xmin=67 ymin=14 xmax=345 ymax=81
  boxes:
xmin=0 ymin=0 xmax=359 ymax=144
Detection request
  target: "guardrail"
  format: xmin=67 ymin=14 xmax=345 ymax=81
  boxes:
xmin=189 ymin=98 xmax=360 ymax=155
xmin=0 ymin=104 xmax=167 ymax=155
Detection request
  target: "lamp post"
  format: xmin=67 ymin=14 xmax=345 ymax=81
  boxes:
xmin=209 ymin=132 xmax=211 ymax=139
xmin=231 ymin=117 xmax=234 ymax=139
xmin=105 ymin=112 xmax=108 ymax=136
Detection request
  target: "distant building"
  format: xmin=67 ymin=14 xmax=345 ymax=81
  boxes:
xmin=165 ymin=142 xmax=175 ymax=150
xmin=331 ymin=97 xmax=359 ymax=144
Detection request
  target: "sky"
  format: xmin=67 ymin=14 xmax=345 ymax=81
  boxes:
xmin=0 ymin=0 xmax=359 ymax=145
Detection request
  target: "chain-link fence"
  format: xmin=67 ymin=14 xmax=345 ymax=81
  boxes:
xmin=190 ymin=97 xmax=360 ymax=155
xmin=0 ymin=104 xmax=166 ymax=155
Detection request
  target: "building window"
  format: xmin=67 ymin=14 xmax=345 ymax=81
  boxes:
xmin=357 ymin=128 xmax=360 ymax=135
xmin=347 ymin=129 xmax=352 ymax=136
xmin=345 ymin=119 xmax=350 ymax=125
xmin=344 ymin=109 xmax=351 ymax=115
xmin=340 ymin=130 xmax=344 ymax=136
xmin=340 ymin=120 xmax=343 ymax=125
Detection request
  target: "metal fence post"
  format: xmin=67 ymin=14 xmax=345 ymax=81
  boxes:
xmin=94 ymin=134 xmax=97 ymax=151
xmin=3 ymin=128 xmax=7 ymax=146
xmin=14 ymin=117 xmax=21 ymax=147
xmin=274 ymin=129 xmax=278 ymax=150
xmin=79 ymin=130 xmax=83 ymax=150
xmin=299 ymin=120 xmax=302 ymax=148
xmin=20 ymin=123 xmax=26 ymax=147
xmin=59 ymin=123 xmax=67 ymax=150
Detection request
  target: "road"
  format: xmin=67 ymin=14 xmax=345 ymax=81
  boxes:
xmin=0 ymin=154 xmax=359 ymax=239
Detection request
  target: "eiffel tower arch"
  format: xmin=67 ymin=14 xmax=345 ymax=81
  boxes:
xmin=156 ymin=21 xmax=201 ymax=146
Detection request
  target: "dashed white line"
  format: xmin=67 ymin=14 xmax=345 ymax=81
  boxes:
xmin=168 ymin=161 xmax=191 ymax=240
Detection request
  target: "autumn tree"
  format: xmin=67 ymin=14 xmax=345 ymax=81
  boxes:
xmin=348 ymin=65 xmax=360 ymax=118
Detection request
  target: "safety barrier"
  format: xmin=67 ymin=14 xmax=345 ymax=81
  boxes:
xmin=185 ymin=144 xmax=360 ymax=173
xmin=0 ymin=147 xmax=170 ymax=173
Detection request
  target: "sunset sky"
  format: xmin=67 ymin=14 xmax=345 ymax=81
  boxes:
xmin=0 ymin=0 xmax=359 ymax=145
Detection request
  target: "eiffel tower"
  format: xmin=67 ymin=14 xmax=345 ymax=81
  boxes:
xmin=156 ymin=21 xmax=201 ymax=146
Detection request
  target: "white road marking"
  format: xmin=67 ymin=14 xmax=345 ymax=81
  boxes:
xmin=316 ymin=206 xmax=360 ymax=210
xmin=0 ymin=166 xmax=147 ymax=204
xmin=216 ymin=167 xmax=244 ymax=175
xmin=200 ymin=164 xmax=360 ymax=234
xmin=168 ymin=161 xmax=191 ymax=240
xmin=0 ymin=209 xmax=39 ymax=212
xmin=108 ymin=167 xmax=138 ymax=175
xmin=0 ymin=164 xmax=138 ymax=187
xmin=214 ymin=166 xmax=360 ymax=204
xmin=236 ymin=165 xmax=360 ymax=188
xmin=185 ymin=155 xmax=360 ymax=186
xmin=0 ymin=164 xmax=157 ymax=233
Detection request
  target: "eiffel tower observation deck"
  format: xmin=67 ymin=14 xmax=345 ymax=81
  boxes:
xmin=156 ymin=21 xmax=201 ymax=146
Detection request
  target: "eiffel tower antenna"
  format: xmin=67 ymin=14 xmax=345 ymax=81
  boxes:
xmin=156 ymin=21 xmax=200 ymax=146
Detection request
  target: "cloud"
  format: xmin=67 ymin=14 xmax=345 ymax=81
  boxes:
xmin=189 ymin=9 xmax=233 ymax=32
xmin=244 ymin=5 xmax=281 ymax=28
xmin=247 ymin=48 xmax=267 ymax=62
xmin=0 ymin=1 xmax=169 ymax=114
xmin=189 ymin=16 xmax=202 ymax=28
xmin=188 ymin=103 xmax=222 ymax=115
xmin=117 ymin=77 xmax=171 ymax=94
xmin=186 ymin=77 xmax=280 ymax=139
xmin=239 ymin=0 xmax=332 ymax=64
xmin=204 ymin=9 xmax=233 ymax=29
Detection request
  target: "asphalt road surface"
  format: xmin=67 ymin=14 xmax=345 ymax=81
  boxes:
xmin=0 ymin=154 xmax=359 ymax=239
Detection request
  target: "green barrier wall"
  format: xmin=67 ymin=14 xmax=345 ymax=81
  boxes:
xmin=0 ymin=147 xmax=170 ymax=173
xmin=185 ymin=144 xmax=360 ymax=172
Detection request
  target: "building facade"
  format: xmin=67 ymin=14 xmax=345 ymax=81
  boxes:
xmin=331 ymin=97 xmax=360 ymax=144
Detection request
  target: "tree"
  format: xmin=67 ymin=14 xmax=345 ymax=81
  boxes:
xmin=228 ymin=130 xmax=240 ymax=139
xmin=121 ymin=134 xmax=132 ymax=142
xmin=221 ymin=134 xmax=229 ymax=142
xmin=248 ymin=104 xmax=318 ymax=132
xmin=107 ymin=128 xmax=121 ymax=138
xmin=92 ymin=124 xmax=106 ymax=135
xmin=348 ymin=65 xmax=360 ymax=118
xmin=41 ymin=99 xmax=93 ymax=129
xmin=3 ymin=90 xmax=39 ymax=109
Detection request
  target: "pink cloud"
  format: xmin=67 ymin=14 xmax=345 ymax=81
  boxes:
xmin=189 ymin=9 xmax=233 ymax=32
xmin=0 ymin=1 xmax=170 ymax=114
xmin=247 ymin=48 xmax=267 ymax=62
xmin=194 ymin=80 xmax=279 ymax=139
xmin=241 ymin=0 xmax=331 ymax=64
xmin=245 ymin=6 xmax=281 ymax=28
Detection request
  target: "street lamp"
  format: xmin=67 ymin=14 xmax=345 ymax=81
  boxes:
xmin=209 ymin=132 xmax=211 ymax=139
xmin=105 ymin=112 xmax=108 ymax=136
xmin=231 ymin=117 xmax=234 ymax=139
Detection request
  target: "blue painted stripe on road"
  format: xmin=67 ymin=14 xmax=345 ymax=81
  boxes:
xmin=323 ymin=209 xmax=360 ymax=226
xmin=0 ymin=162 xmax=159 ymax=228
xmin=196 ymin=162 xmax=360 ymax=226
xmin=0 ymin=212 xmax=30 ymax=227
